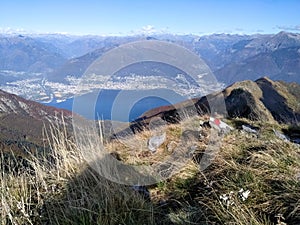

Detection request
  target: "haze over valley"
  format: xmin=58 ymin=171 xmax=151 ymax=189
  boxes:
xmin=1 ymin=31 xmax=300 ymax=120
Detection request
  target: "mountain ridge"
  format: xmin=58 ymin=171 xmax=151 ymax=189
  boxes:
xmin=41 ymin=31 xmax=300 ymax=85
xmin=1 ymin=31 xmax=300 ymax=104
xmin=0 ymin=35 xmax=67 ymax=73
xmin=122 ymin=77 xmax=300 ymax=135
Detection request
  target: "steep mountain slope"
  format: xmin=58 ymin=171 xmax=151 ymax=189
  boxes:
xmin=0 ymin=89 xmax=73 ymax=154
xmin=48 ymin=44 xmax=118 ymax=82
xmin=0 ymin=35 xmax=67 ymax=73
xmin=46 ymin=36 xmax=156 ymax=82
xmin=214 ymin=32 xmax=300 ymax=84
xmin=130 ymin=77 xmax=300 ymax=132
xmin=193 ymin=33 xmax=256 ymax=70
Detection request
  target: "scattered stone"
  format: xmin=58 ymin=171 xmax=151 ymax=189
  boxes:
xmin=148 ymin=132 xmax=166 ymax=152
xmin=273 ymin=129 xmax=289 ymax=141
xmin=209 ymin=117 xmax=233 ymax=134
xmin=242 ymin=124 xmax=258 ymax=134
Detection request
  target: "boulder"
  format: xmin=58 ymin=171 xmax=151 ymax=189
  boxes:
xmin=148 ymin=132 xmax=166 ymax=152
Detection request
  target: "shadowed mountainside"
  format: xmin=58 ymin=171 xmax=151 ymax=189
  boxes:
xmin=0 ymin=89 xmax=73 ymax=155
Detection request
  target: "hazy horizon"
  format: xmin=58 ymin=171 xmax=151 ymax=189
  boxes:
xmin=0 ymin=28 xmax=298 ymax=37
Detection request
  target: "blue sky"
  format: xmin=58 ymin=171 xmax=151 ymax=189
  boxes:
xmin=0 ymin=0 xmax=300 ymax=35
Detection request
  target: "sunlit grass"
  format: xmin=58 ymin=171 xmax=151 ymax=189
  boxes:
xmin=1 ymin=116 xmax=299 ymax=224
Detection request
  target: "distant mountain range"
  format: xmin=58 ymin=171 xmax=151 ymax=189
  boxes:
xmin=42 ymin=31 xmax=300 ymax=85
xmin=1 ymin=31 xmax=300 ymax=85
xmin=213 ymin=32 xmax=300 ymax=84
xmin=1 ymin=31 xmax=300 ymax=121
xmin=0 ymin=35 xmax=66 ymax=73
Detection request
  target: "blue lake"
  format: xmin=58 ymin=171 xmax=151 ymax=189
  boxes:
xmin=45 ymin=89 xmax=186 ymax=122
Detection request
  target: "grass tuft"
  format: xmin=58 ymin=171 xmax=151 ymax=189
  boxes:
xmin=1 ymin=116 xmax=299 ymax=224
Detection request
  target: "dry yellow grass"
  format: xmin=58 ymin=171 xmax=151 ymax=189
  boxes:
xmin=1 ymin=115 xmax=299 ymax=224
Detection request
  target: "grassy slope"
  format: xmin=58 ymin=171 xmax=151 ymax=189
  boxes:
xmin=1 ymin=116 xmax=299 ymax=225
